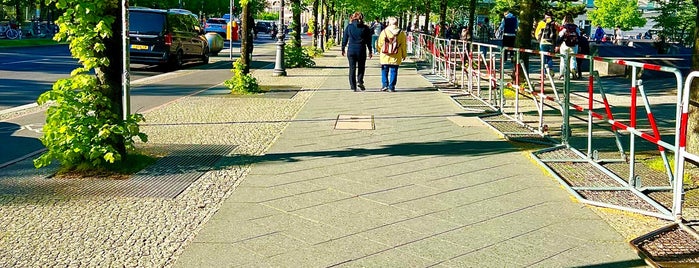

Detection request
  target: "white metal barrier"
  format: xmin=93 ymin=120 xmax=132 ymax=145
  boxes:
xmin=411 ymin=32 xmax=697 ymax=221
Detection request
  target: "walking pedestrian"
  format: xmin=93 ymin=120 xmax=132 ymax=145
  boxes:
xmin=557 ymin=15 xmax=581 ymax=79
xmin=342 ymin=12 xmax=373 ymax=91
xmin=498 ymin=10 xmax=518 ymax=62
xmin=535 ymin=11 xmax=556 ymax=75
xmin=593 ymin=24 xmax=605 ymax=44
xmin=370 ymin=17 xmax=382 ymax=55
xmin=576 ymin=33 xmax=590 ymax=79
xmin=614 ymin=26 xmax=623 ymax=45
xmin=377 ymin=17 xmax=407 ymax=92
xmin=475 ymin=18 xmax=493 ymax=59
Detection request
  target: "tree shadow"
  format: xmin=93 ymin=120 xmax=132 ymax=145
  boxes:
xmin=245 ymin=140 xmax=519 ymax=164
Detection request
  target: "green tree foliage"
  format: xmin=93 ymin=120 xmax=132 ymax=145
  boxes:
xmin=588 ymin=0 xmax=646 ymax=30
xmin=256 ymin=11 xmax=279 ymax=20
xmin=35 ymin=0 xmax=146 ymax=169
xmin=652 ymin=0 xmax=696 ymax=46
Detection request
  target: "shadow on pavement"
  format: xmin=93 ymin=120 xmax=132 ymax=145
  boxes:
xmin=249 ymin=140 xmax=518 ymax=164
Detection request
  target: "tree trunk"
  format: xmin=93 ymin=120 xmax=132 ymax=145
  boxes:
xmin=292 ymin=0 xmax=301 ymax=48
xmin=423 ymin=1 xmax=430 ymax=33
xmin=438 ymin=0 xmax=446 ymax=38
xmin=241 ymin=1 xmax=253 ymax=73
xmin=468 ymin=0 xmax=476 ymax=41
xmin=312 ymin=0 xmax=319 ymax=47
xmin=321 ymin=3 xmax=327 ymax=51
xmin=687 ymin=0 xmax=699 ymax=156
xmin=514 ymin=0 xmax=538 ymax=77
xmin=95 ymin=3 xmax=126 ymax=158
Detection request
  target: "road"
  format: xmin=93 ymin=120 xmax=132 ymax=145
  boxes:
xmin=0 ymin=43 xmax=245 ymax=111
xmin=0 ymin=38 xmax=275 ymax=168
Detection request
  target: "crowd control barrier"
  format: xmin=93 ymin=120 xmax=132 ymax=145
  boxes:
xmin=410 ymin=32 xmax=698 ymax=221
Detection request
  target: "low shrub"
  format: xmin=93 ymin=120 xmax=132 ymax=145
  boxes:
xmin=284 ymin=44 xmax=316 ymax=68
xmin=224 ymin=59 xmax=261 ymax=94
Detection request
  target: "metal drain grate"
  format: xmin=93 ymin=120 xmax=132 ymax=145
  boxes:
xmin=631 ymin=223 xmax=699 ymax=266
xmin=546 ymin=162 xmax=621 ymax=188
xmin=578 ymin=190 xmax=663 ymax=212
xmin=0 ymin=144 xmax=236 ymax=199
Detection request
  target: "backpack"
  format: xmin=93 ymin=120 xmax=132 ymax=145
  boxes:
xmin=539 ymin=20 xmax=557 ymax=43
xmin=539 ymin=20 xmax=556 ymax=42
xmin=382 ymin=30 xmax=400 ymax=55
xmin=563 ymin=24 xmax=579 ymax=46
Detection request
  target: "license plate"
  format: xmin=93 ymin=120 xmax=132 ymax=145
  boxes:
xmin=131 ymin=44 xmax=149 ymax=50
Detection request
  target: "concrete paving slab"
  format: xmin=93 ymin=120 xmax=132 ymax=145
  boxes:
xmin=174 ymin=48 xmax=646 ymax=266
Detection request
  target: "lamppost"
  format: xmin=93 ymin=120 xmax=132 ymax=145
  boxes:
xmin=273 ymin=0 xmax=287 ymax=76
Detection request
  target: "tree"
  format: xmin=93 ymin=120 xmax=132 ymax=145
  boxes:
xmin=241 ymin=0 xmax=254 ymax=73
xmin=35 ymin=0 xmax=146 ymax=169
xmin=588 ymin=0 xmax=646 ymax=30
xmin=688 ymin=0 xmax=699 ymax=157
xmin=652 ymin=0 xmax=696 ymax=47
xmin=291 ymin=0 xmax=302 ymax=48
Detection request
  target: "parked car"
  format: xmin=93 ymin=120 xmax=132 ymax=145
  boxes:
xmin=128 ymin=7 xmax=209 ymax=70
xmin=255 ymin=21 xmax=272 ymax=34
xmin=205 ymin=18 xmax=227 ymax=39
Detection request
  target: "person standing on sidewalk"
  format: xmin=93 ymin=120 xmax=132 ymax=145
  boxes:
xmin=474 ymin=18 xmax=493 ymax=59
xmin=498 ymin=10 xmax=518 ymax=62
xmin=557 ymin=15 xmax=581 ymax=80
xmin=377 ymin=17 xmax=407 ymax=92
xmin=342 ymin=12 xmax=373 ymax=91
xmin=370 ymin=17 xmax=383 ymax=55
xmin=614 ymin=26 xmax=623 ymax=45
xmin=593 ymin=24 xmax=605 ymax=44
xmin=535 ymin=11 xmax=556 ymax=75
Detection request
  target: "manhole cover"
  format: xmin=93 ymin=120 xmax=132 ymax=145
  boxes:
xmin=334 ymin=114 xmax=374 ymax=130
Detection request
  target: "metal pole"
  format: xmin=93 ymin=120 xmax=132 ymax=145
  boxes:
xmin=122 ymin=0 xmax=130 ymax=120
xmin=229 ymin=0 xmax=233 ymax=60
xmin=562 ymin=53 xmax=571 ymax=145
xmin=272 ymin=0 xmax=286 ymax=76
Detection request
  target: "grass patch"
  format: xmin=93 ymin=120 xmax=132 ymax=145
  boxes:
xmin=644 ymin=154 xmax=694 ymax=185
xmin=0 ymin=38 xmax=65 ymax=48
xmin=55 ymin=151 xmax=158 ymax=180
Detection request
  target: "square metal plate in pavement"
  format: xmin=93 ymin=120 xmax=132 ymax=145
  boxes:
xmin=334 ymin=114 xmax=374 ymax=130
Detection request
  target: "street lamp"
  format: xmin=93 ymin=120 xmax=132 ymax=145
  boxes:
xmin=272 ymin=0 xmax=286 ymax=76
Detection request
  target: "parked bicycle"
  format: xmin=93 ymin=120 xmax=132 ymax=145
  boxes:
xmin=0 ymin=21 xmax=21 ymax=40
xmin=26 ymin=18 xmax=51 ymax=38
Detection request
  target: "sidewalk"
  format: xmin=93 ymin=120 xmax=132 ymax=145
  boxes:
xmin=174 ymin=48 xmax=645 ymax=267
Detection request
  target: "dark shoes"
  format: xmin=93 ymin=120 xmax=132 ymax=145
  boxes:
xmin=358 ymin=84 xmax=366 ymax=91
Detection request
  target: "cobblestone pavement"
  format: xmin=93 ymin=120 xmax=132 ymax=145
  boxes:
xmin=0 ymin=46 xmax=330 ymax=266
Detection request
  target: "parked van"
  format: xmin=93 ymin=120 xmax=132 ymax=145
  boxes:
xmin=128 ymin=7 xmax=209 ymax=69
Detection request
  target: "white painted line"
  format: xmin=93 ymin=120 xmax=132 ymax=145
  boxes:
xmin=0 ymin=59 xmax=45 ymax=65
xmin=0 ymin=102 xmax=39 ymax=116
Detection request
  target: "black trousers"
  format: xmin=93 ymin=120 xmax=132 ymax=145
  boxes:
xmin=502 ymin=35 xmax=516 ymax=61
xmin=347 ymin=53 xmax=366 ymax=90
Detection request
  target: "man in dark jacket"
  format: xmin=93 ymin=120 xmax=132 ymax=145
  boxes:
xmin=342 ymin=12 xmax=373 ymax=91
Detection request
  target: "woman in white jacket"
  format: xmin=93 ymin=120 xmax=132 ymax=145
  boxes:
xmin=557 ymin=15 xmax=581 ymax=80
xmin=376 ymin=17 xmax=407 ymax=92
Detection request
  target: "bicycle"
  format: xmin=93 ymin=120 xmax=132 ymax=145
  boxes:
xmin=3 ymin=21 xmax=21 ymax=40
xmin=27 ymin=18 xmax=49 ymax=38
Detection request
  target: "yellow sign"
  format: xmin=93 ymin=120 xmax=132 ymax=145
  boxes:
xmin=131 ymin=44 xmax=149 ymax=50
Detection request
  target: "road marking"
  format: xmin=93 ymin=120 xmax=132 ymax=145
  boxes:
xmin=0 ymin=58 xmax=45 ymax=65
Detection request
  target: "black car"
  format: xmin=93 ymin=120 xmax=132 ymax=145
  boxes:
xmin=255 ymin=21 xmax=272 ymax=34
xmin=128 ymin=7 xmax=209 ymax=69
